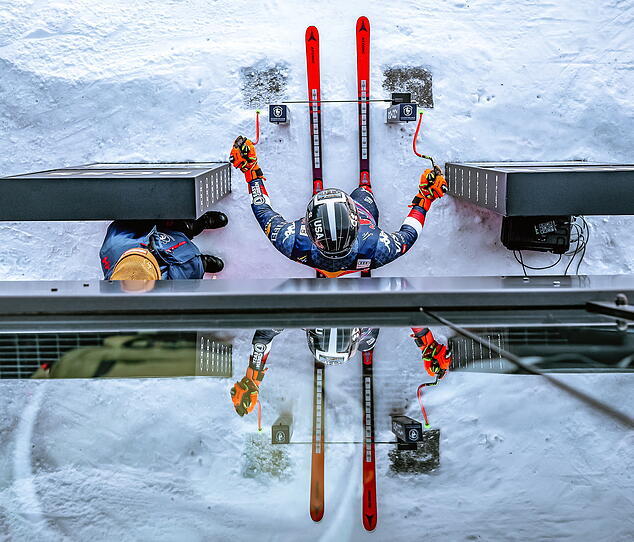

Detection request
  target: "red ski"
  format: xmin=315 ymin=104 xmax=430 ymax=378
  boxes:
xmin=357 ymin=17 xmax=373 ymax=279
xmin=305 ymin=26 xmax=323 ymax=195
xmin=357 ymin=17 xmax=377 ymax=531
xmin=356 ymin=16 xmax=371 ymax=190
xmin=306 ymin=25 xmax=326 ymax=280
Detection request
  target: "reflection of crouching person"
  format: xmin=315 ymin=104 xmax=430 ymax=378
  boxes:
xmin=100 ymin=211 xmax=227 ymax=281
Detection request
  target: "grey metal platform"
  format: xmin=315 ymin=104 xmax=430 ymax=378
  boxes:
xmin=0 ymin=162 xmax=232 ymax=221
xmin=444 ymin=162 xmax=634 ymax=216
xmin=0 ymin=274 xmax=631 ymax=330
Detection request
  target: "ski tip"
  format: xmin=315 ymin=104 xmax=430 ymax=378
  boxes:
xmin=310 ymin=508 xmax=324 ymax=522
xmin=357 ymin=16 xmax=370 ymax=31
xmin=363 ymin=514 xmax=377 ymax=531
xmin=306 ymin=26 xmax=319 ymax=41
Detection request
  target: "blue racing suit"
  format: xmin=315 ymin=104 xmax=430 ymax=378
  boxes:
xmin=248 ymin=179 xmax=430 ymax=277
xmin=100 ymin=221 xmax=205 ymax=280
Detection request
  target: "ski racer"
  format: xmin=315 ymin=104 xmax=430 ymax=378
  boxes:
xmin=229 ymin=137 xmax=447 ymax=277
xmin=100 ymin=212 xmax=227 ymax=282
xmin=231 ymin=328 xmax=379 ymax=416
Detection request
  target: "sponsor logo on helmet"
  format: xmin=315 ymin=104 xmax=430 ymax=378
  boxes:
xmin=316 ymin=189 xmax=347 ymax=203
xmin=356 ymin=258 xmax=371 ymax=269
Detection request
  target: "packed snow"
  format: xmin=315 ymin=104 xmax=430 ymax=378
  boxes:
xmin=0 ymin=0 xmax=633 ymax=540
xmin=0 ymin=0 xmax=633 ymax=279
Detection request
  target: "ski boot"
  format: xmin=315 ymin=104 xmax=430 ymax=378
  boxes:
xmin=192 ymin=211 xmax=228 ymax=237
xmin=201 ymin=254 xmax=224 ymax=273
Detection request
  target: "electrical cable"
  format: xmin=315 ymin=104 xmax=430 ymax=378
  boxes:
xmin=575 ymin=217 xmax=590 ymax=275
xmin=512 ymin=217 xmax=590 ymax=277
xmin=564 ymin=217 xmax=589 ymax=276
xmin=514 ymin=250 xmax=562 ymax=276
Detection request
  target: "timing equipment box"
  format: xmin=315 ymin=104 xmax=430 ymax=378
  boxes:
xmin=444 ymin=162 xmax=634 ymax=216
xmin=391 ymin=415 xmax=424 ymax=443
xmin=501 ymin=216 xmax=572 ymax=254
xmin=269 ymin=104 xmax=289 ymax=123
xmin=271 ymin=414 xmax=293 ymax=444
xmin=0 ymin=162 xmax=231 ymax=221
xmin=386 ymin=103 xmax=417 ymax=123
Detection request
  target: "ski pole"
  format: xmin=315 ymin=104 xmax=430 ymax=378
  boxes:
xmin=416 ymin=377 xmax=439 ymax=428
xmin=257 ymin=400 xmax=262 ymax=432
xmin=253 ymin=110 xmax=261 ymax=145
xmin=412 ymin=110 xmax=438 ymax=172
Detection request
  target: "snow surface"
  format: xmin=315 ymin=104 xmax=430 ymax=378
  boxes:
xmin=1 ymin=1 xmax=634 ymax=540
xmin=1 ymin=0 xmax=633 ymax=278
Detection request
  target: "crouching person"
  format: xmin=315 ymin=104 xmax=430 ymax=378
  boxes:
xmin=100 ymin=211 xmax=227 ymax=281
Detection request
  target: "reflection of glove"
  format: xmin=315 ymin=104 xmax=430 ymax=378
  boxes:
xmin=230 ymin=367 xmax=266 ymax=416
xmin=411 ymin=167 xmax=447 ymax=210
xmin=229 ymin=136 xmax=264 ymax=181
xmin=411 ymin=328 xmax=451 ymax=379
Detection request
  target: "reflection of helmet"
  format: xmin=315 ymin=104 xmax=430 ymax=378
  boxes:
xmin=306 ymin=328 xmax=361 ymax=365
xmin=111 ymin=248 xmax=161 ymax=281
xmin=305 ymin=189 xmax=359 ymax=258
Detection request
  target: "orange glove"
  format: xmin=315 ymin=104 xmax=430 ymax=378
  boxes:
xmin=230 ymin=367 xmax=266 ymax=416
xmin=411 ymin=166 xmax=447 ymax=210
xmin=411 ymin=328 xmax=451 ymax=379
xmin=229 ymin=136 xmax=264 ymax=181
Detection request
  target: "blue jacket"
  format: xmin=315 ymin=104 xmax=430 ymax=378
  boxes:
xmin=248 ymin=179 xmax=429 ymax=277
xmin=100 ymin=221 xmax=204 ymax=280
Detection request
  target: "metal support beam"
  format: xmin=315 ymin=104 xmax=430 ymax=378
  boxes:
xmin=0 ymin=275 xmax=632 ymax=331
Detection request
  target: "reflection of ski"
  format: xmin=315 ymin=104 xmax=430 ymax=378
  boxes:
xmin=362 ymin=349 xmax=377 ymax=531
xmin=310 ymin=361 xmax=326 ymax=522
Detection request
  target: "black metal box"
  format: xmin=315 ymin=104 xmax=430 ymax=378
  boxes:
xmin=386 ymin=103 xmax=417 ymax=123
xmin=444 ymin=162 xmax=634 ymax=216
xmin=391 ymin=415 xmax=423 ymax=443
xmin=0 ymin=162 xmax=231 ymax=221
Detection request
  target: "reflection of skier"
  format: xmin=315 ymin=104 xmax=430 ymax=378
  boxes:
xmin=230 ymin=328 xmax=379 ymax=416
xmin=411 ymin=328 xmax=452 ymax=379
xmin=100 ymin=212 xmax=227 ymax=281
xmin=229 ymin=137 xmax=447 ymax=277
